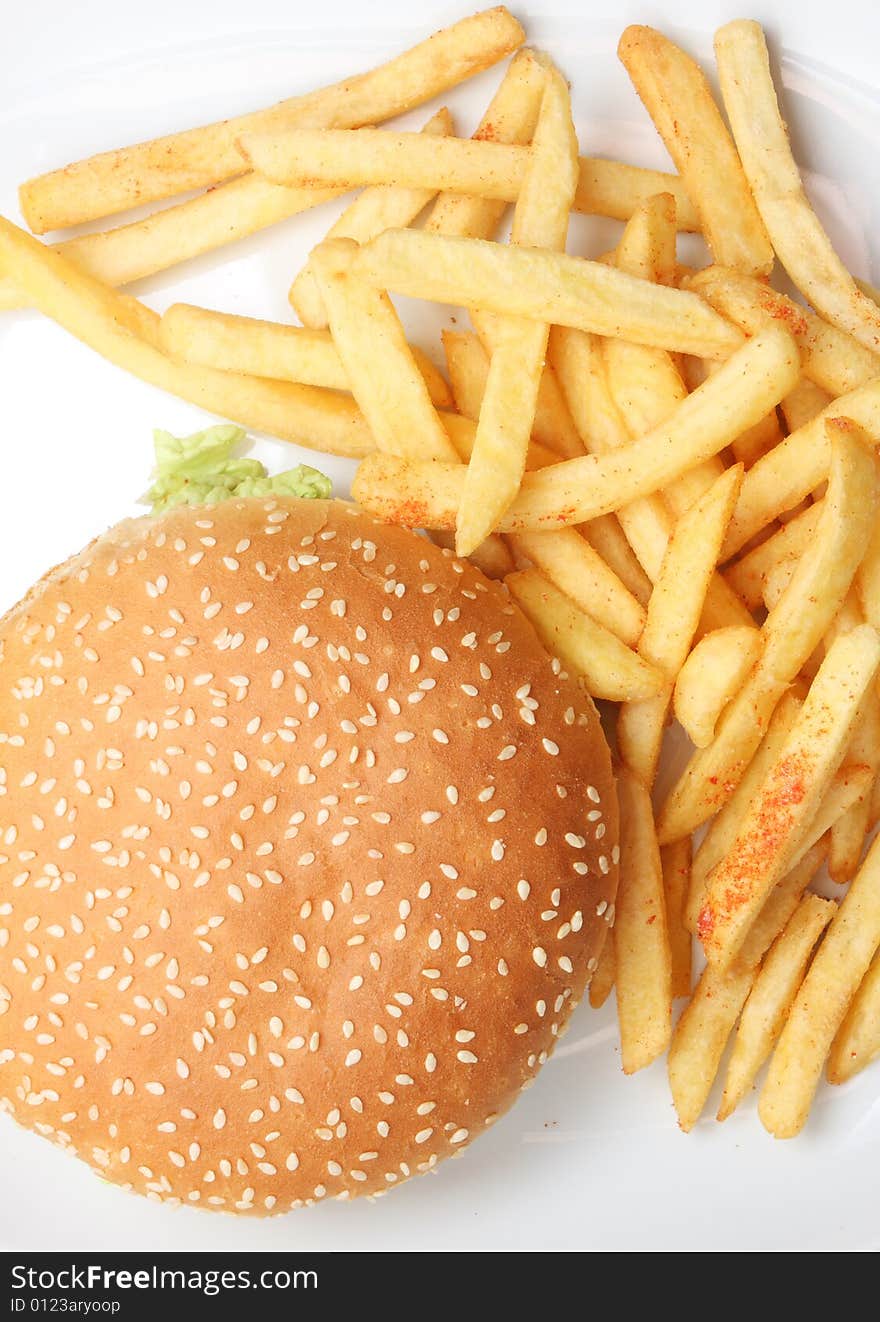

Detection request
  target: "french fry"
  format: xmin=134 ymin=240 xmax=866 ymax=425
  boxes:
xmin=456 ymin=60 xmax=579 ymax=556
xmin=470 ymin=318 xmax=585 ymax=459
xmin=685 ymin=265 xmax=880 ymax=397
xmin=20 ymin=7 xmax=525 ymax=232
xmin=508 ymin=529 xmax=646 ymax=649
xmin=699 ymin=623 xmax=880 ymax=969
xmin=0 ymin=177 xmax=353 ymax=314
xmin=679 ymin=352 xmax=784 ymax=469
xmin=310 ymin=238 xmax=458 ymax=462
xmin=827 ymin=950 xmax=880 ymax=1084
xmin=729 ymin=408 xmax=785 ymax=469
xmin=288 ymin=106 xmax=454 ymax=329
xmin=243 ymin=128 xmax=535 ymax=196
xmin=0 ymin=217 xmax=373 ymax=456
xmin=427 ymin=63 xmax=589 ymax=469
xmin=352 ymin=229 xmax=745 ymax=358
xmin=717 ymin=895 xmax=836 ymax=1120
xmin=573 ymin=158 xmax=699 ymax=230
xmin=429 ymin=530 xmax=514 ymax=581
xmin=618 ymin=466 xmax=743 ymax=786
xmin=614 ymin=767 xmax=672 ymax=1073
xmin=673 ymin=626 xmax=763 ymax=748
xmin=440 ymin=412 xmax=558 ymax=472
xmin=659 ymin=422 xmax=880 ymax=845
xmin=722 ymin=380 xmax=880 ymax=560
xmin=160 ymin=301 xmax=451 ymax=404
xmin=589 ymin=935 xmax=617 ymax=1010
xmin=716 ymin=20 xmax=880 ymax=353
xmin=857 ymin=502 xmax=880 ymax=634
xmin=547 ymin=325 xmax=753 ymax=633
xmin=243 ymin=125 xmax=704 ymax=231
xmin=856 ymin=277 xmax=880 ymax=307
xmin=604 ymin=194 xmax=727 ymax=515
xmin=760 ymin=828 xmax=880 ymax=1137
xmin=668 ymin=841 xmax=827 ymax=1131
xmin=352 ymin=325 xmax=800 ymax=531
xmin=426 ymin=48 xmax=549 ymax=241
xmin=663 ymin=837 xmax=693 ymax=1000
xmin=725 ymin=505 xmax=821 ymax=611
xmin=781 ymin=379 xmax=833 ymax=436
xmin=443 ymin=330 xmax=489 ymax=419
xmin=618 ymin=25 xmax=773 ymax=276
xmin=506 ymin=570 xmax=664 ymax=703
xmin=582 ymin=516 xmax=653 ymax=609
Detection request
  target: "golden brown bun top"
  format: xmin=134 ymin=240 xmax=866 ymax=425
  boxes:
xmin=0 ymin=498 xmax=617 ymax=1213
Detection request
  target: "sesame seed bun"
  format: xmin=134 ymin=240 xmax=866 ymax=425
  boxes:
xmin=0 ymin=498 xmax=617 ymax=1214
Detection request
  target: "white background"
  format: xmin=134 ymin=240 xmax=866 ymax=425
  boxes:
xmin=1 ymin=0 xmax=879 ymax=1252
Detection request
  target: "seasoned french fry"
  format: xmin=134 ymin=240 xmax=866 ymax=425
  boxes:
xmin=826 ymin=597 xmax=880 ymax=884
xmin=659 ymin=422 xmax=880 ymax=845
xmin=760 ymin=828 xmax=880 ymax=1137
xmin=160 ymin=301 xmax=451 ymax=405
xmin=506 ymin=570 xmax=663 ymax=703
xmin=725 ymin=505 xmax=821 ymax=612
xmin=508 ymin=529 xmax=646 ymax=648
xmin=310 ymin=238 xmax=458 ymax=462
xmin=589 ymin=935 xmax=617 ymax=1010
xmin=673 ymin=626 xmax=763 ymax=748
xmin=618 ymin=25 xmax=773 ymax=275
xmin=352 ymin=325 xmax=800 ymax=531
xmin=685 ymin=689 xmax=804 ymax=933
xmin=722 ymin=380 xmax=880 ymax=560
xmin=685 ymin=266 xmax=880 ymax=397
xmin=699 ymin=623 xmax=880 ymax=969
xmin=856 ymin=277 xmax=880 ymax=307
xmin=614 ymin=767 xmax=672 ymax=1073
xmin=781 ymin=379 xmax=833 ymax=436
xmin=582 ymin=516 xmax=653 ymax=609
xmin=20 ymin=7 xmax=525 ymax=232
xmin=717 ymin=895 xmax=836 ymax=1120
xmin=827 ymin=950 xmax=880 ymax=1084
xmin=618 ymin=466 xmax=743 ymax=786
xmin=456 ymin=60 xmax=579 ymax=556
xmin=716 ymin=20 xmax=880 ymax=353
xmin=288 ymin=106 xmax=453 ymax=329
xmin=353 ymin=229 xmax=744 ymax=358
xmin=668 ymin=841 xmax=827 ymax=1131
xmin=0 ymin=217 xmax=372 ymax=456
xmin=663 ymin=837 xmax=693 ymax=1000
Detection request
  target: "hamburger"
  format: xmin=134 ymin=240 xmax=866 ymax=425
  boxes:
xmin=0 ymin=451 xmax=618 ymax=1214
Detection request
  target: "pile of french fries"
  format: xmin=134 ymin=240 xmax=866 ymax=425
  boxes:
xmin=3 ymin=7 xmax=880 ymax=1138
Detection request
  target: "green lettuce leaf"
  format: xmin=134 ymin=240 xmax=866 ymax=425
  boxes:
xmin=146 ymin=425 xmax=331 ymax=514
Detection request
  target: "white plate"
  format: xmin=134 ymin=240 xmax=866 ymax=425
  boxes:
xmin=1 ymin=0 xmax=879 ymax=1254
